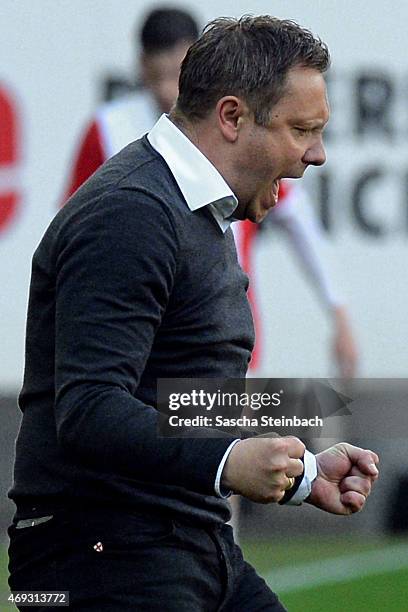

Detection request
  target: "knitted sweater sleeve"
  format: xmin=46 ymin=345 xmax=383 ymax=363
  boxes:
xmin=53 ymin=189 xmax=236 ymax=495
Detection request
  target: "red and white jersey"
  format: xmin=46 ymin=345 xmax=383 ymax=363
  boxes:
xmin=63 ymin=90 xmax=341 ymax=370
xmin=64 ymin=90 xmax=160 ymax=200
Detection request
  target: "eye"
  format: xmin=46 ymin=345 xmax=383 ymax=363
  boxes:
xmin=294 ymin=127 xmax=310 ymax=135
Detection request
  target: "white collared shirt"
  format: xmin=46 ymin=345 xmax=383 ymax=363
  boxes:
xmin=148 ymin=114 xmax=237 ymax=232
xmin=147 ymin=114 xmax=317 ymax=503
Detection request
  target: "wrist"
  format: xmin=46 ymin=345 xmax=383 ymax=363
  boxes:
xmin=291 ymin=450 xmax=318 ymax=505
xmin=220 ymin=439 xmax=242 ymax=493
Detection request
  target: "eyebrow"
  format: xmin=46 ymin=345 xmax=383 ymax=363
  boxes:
xmin=293 ymin=118 xmax=329 ymax=130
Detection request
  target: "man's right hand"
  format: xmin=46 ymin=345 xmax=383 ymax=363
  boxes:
xmin=221 ymin=436 xmax=305 ymax=503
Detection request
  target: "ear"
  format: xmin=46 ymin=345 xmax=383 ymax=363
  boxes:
xmin=215 ymin=96 xmax=249 ymax=143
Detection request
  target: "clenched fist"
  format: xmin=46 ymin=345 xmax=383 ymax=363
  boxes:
xmin=306 ymin=443 xmax=379 ymax=515
xmin=221 ymin=436 xmax=305 ymax=503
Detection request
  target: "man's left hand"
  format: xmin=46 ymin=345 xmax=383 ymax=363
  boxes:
xmin=306 ymin=443 xmax=379 ymax=515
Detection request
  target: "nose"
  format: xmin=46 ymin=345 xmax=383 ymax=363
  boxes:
xmin=302 ymin=138 xmax=326 ymax=167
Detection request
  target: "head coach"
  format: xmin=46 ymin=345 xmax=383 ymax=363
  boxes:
xmin=8 ymin=15 xmax=379 ymax=611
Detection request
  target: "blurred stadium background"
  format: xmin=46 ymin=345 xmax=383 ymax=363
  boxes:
xmin=1 ymin=1 xmax=408 ymax=609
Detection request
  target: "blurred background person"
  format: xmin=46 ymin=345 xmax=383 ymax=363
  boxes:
xmin=232 ymin=184 xmax=357 ymax=376
xmin=63 ymin=7 xmax=199 ymax=199
xmin=62 ymin=5 xmax=358 ymax=380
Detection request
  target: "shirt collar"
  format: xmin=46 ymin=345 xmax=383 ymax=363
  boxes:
xmin=147 ymin=114 xmax=238 ymax=232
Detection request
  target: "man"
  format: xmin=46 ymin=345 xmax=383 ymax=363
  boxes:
xmin=9 ymin=16 xmax=378 ymax=611
xmin=63 ymin=6 xmax=358 ymax=377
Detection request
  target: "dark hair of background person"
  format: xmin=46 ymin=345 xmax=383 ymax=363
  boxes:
xmin=175 ymin=15 xmax=330 ymax=126
xmin=140 ymin=6 xmax=200 ymax=53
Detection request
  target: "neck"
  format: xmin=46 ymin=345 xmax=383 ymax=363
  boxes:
xmin=169 ymin=109 xmax=241 ymax=198
xmin=168 ymin=109 xmax=200 ymax=146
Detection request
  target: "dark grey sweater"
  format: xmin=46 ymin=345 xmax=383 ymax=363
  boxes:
xmin=10 ymin=137 xmax=255 ymax=524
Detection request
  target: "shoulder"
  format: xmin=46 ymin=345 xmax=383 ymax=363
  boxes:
xmin=43 ymin=181 xmax=180 ymax=272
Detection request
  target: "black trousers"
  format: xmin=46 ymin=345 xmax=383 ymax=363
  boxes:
xmin=8 ymin=508 xmax=286 ymax=611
